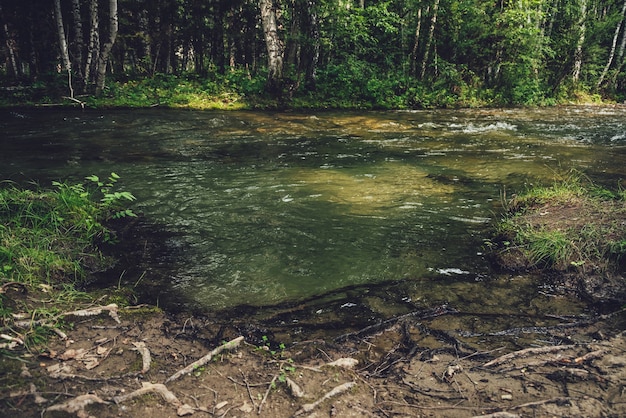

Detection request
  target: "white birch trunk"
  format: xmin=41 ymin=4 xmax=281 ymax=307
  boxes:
xmin=85 ymin=0 xmax=100 ymax=90
xmin=259 ymin=0 xmax=284 ymax=95
xmin=421 ymin=0 xmax=439 ymax=80
xmin=572 ymin=0 xmax=587 ymax=83
xmin=54 ymin=0 xmax=73 ymax=97
xmin=96 ymin=0 xmax=118 ymax=94
xmin=596 ymin=0 xmax=626 ymax=88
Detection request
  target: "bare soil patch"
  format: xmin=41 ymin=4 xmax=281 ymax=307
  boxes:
xmin=2 ymin=304 xmax=626 ymax=418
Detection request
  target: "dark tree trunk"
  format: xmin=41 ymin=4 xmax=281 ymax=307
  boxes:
xmin=70 ymin=0 xmax=84 ymax=86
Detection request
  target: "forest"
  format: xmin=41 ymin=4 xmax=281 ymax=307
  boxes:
xmin=1 ymin=0 xmax=626 ymax=108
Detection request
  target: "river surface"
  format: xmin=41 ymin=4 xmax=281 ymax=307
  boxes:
xmin=1 ymin=106 xmax=625 ymax=341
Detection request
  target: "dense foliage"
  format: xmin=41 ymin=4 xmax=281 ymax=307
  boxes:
xmin=1 ymin=0 xmax=625 ymax=108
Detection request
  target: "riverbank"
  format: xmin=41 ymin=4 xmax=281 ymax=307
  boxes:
xmin=0 ymin=73 xmax=614 ymax=111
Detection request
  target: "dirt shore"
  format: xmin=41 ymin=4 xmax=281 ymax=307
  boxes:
xmin=2 ymin=302 xmax=625 ymax=418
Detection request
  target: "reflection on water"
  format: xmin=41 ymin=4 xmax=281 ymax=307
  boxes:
xmin=0 ymin=107 xmax=625 ymax=325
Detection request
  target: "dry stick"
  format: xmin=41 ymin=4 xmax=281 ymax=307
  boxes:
xmin=483 ymin=345 xmax=576 ymax=368
xmin=165 ymin=336 xmax=244 ymax=383
xmin=258 ymin=374 xmax=278 ymax=415
xmin=293 ymin=381 xmax=356 ymax=416
xmin=240 ymin=370 xmax=257 ymax=408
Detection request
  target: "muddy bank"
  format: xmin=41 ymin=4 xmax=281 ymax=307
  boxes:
xmin=1 ymin=300 xmax=626 ymax=418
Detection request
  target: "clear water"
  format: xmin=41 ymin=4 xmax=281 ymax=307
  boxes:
xmin=1 ymin=107 xmax=625 ymax=324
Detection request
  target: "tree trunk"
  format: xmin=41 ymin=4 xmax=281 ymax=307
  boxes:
xmin=70 ymin=0 xmax=84 ymax=85
xmin=420 ymin=0 xmax=439 ymax=80
xmin=0 ymin=4 xmax=20 ymax=78
xmin=304 ymin=0 xmax=320 ymax=89
xmin=596 ymin=0 xmax=626 ymax=89
xmin=85 ymin=0 xmax=100 ymax=91
xmin=212 ymin=0 xmax=226 ymax=74
xmin=138 ymin=8 xmax=151 ymax=74
xmin=96 ymin=0 xmax=118 ymax=95
xmin=612 ymin=7 xmax=626 ymax=88
xmin=259 ymin=0 xmax=285 ymax=96
xmin=54 ymin=0 xmax=73 ymax=97
xmin=410 ymin=8 xmax=422 ymax=76
xmin=285 ymin=0 xmax=300 ymax=69
xmin=572 ymin=0 xmax=587 ymax=83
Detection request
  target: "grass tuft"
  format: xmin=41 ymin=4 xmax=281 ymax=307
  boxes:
xmin=491 ymin=171 xmax=626 ymax=275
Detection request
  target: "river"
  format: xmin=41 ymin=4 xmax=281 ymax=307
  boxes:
xmin=1 ymin=106 xmax=625 ymax=341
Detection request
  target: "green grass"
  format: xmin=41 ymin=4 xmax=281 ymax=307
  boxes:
xmin=492 ymin=172 xmax=626 ymax=273
xmin=0 ymin=174 xmax=136 ymax=348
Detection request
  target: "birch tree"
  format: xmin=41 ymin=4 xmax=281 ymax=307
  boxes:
xmin=54 ymin=0 xmax=74 ymax=97
xmin=421 ymin=0 xmax=439 ymax=80
xmin=96 ymin=0 xmax=118 ymax=94
xmin=85 ymin=0 xmax=100 ymax=92
xmin=572 ymin=0 xmax=587 ymax=83
xmin=70 ymin=0 xmax=84 ymax=83
xmin=259 ymin=0 xmax=285 ymax=96
xmin=596 ymin=0 xmax=626 ymax=89
xmin=0 ymin=4 xmax=20 ymax=77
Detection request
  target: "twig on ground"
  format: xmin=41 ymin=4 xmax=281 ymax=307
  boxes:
xmin=62 ymin=304 xmax=121 ymax=324
xmin=165 ymin=336 xmax=244 ymax=383
xmin=240 ymin=370 xmax=257 ymax=408
xmin=293 ymin=381 xmax=356 ymax=416
xmin=258 ymin=375 xmax=278 ymax=415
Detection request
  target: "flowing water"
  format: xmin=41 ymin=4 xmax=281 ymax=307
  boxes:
xmin=1 ymin=106 xmax=625 ymax=341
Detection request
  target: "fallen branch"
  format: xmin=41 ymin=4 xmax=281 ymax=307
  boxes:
xmin=293 ymin=381 xmax=356 ymax=416
xmin=483 ymin=345 xmax=576 ymax=368
xmin=165 ymin=336 xmax=244 ymax=383
xmin=62 ymin=96 xmax=86 ymax=109
xmin=62 ymin=303 xmax=121 ymax=324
